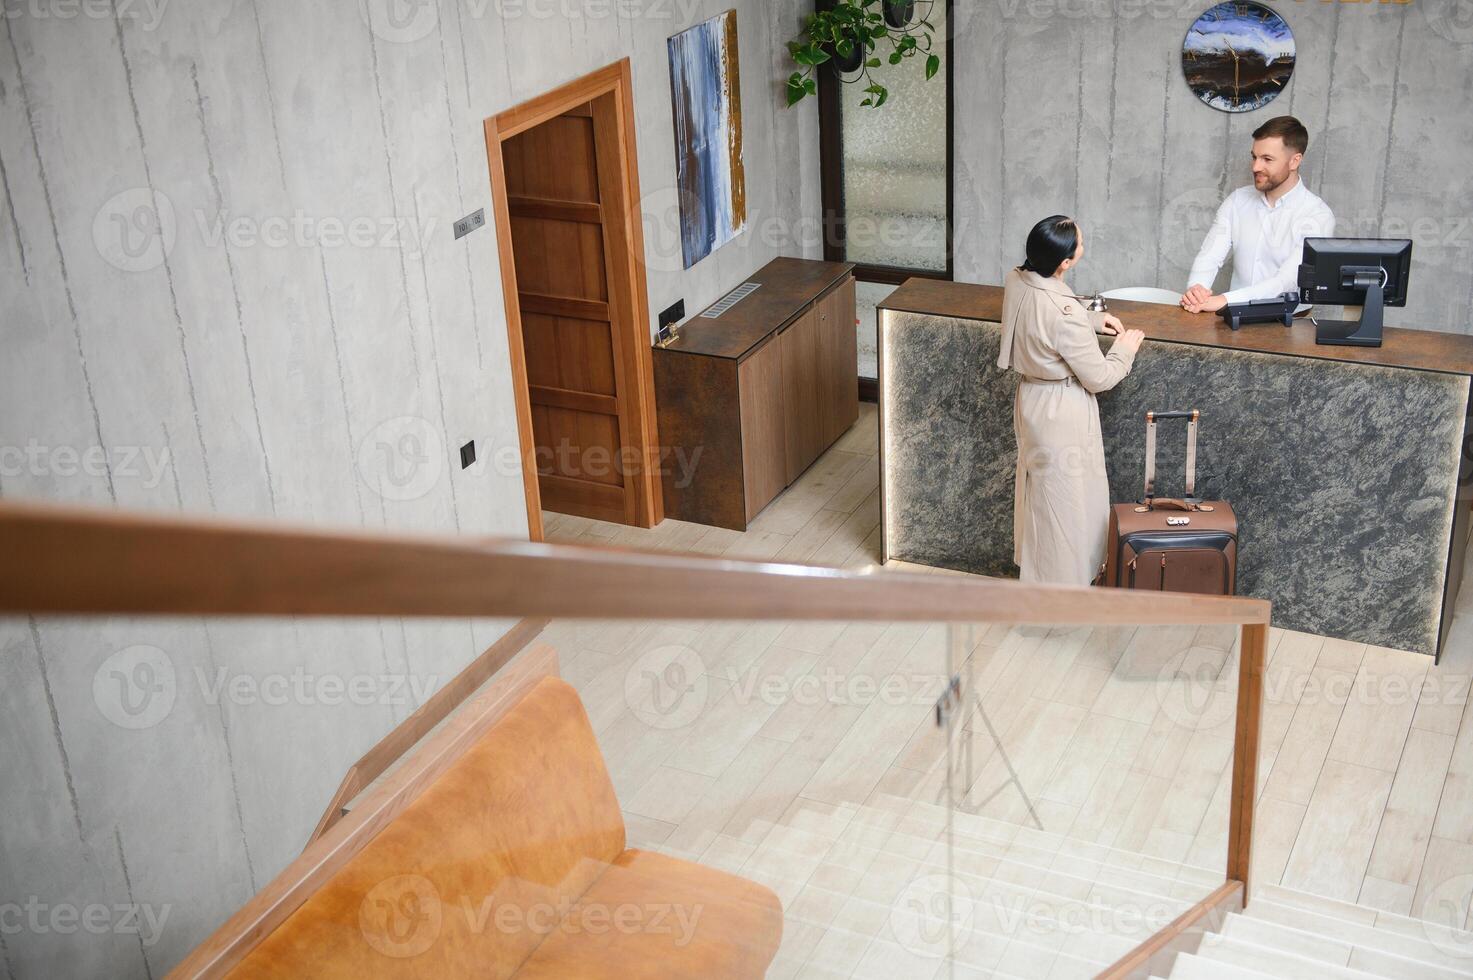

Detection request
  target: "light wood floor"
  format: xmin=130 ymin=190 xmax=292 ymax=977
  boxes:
xmin=539 ymin=402 xmax=1473 ymax=970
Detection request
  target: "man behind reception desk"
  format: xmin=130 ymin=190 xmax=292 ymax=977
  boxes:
xmin=1181 ymin=116 xmax=1335 ymax=314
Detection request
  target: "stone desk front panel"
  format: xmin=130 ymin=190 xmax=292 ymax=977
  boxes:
xmin=880 ymin=311 xmax=1470 ymax=656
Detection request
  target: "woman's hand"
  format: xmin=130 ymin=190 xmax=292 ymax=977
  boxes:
xmin=1100 ymin=314 xmax=1124 ymax=335
xmin=1113 ymin=328 xmax=1146 ymax=355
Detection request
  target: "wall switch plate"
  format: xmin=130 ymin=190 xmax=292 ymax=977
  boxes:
xmin=454 ymin=209 xmax=485 ymax=240
xmin=460 ymin=440 xmax=476 ymax=469
xmin=659 ymin=299 xmax=684 ymax=330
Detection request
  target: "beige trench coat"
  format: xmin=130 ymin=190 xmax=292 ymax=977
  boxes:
xmin=997 ymin=268 xmax=1137 ymax=585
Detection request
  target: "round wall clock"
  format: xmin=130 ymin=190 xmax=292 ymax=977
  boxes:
xmin=1183 ymin=2 xmax=1295 ymax=113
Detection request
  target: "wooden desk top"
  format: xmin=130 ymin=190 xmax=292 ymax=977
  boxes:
xmin=658 ymin=257 xmax=855 ymax=360
xmin=880 ymin=278 xmax=1473 ymax=378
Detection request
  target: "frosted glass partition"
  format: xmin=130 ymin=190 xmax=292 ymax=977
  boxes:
xmin=838 ymin=0 xmax=948 ymax=272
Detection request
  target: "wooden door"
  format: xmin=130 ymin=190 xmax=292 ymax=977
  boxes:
xmin=780 ymin=307 xmax=824 ymax=483
xmin=738 ymin=337 xmax=787 ymax=523
xmin=817 ymin=277 xmax=859 ymax=445
xmin=502 ymin=97 xmax=644 ymax=524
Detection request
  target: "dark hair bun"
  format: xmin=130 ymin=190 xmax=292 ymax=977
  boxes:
xmin=1022 ymin=216 xmax=1078 ymax=278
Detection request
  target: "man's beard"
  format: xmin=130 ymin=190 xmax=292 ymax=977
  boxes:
xmin=1255 ymin=170 xmax=1290 ymax=193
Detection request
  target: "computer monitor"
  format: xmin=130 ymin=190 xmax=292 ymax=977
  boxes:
xmin=1298 ymin=237 xmax=1412 ymax=348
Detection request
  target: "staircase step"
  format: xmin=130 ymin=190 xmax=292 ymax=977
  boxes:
xmin=949 ymin=827 xmax=1213 ymax=904
xmin=1253 ymin=884 xmax=1377 ymax=925
xmin=782 ymin=898 xmax=1106 ymax=979
xmin=739 ymin=836 xmax=1192 ymax=975
xmin=871 ymin=791 xmax=1221 ymax=886
xmin=1346 ymin=945 xmax=1473 ymax=980
xmin=767 ymin=847 xmax=1176 ymax=955
xmin=1197 ymin=932 xmax=1407 ymax=980
xmin=758 ymin=799 xmax=1206 ymax=913
xmin=1244 ymin=897 xmax=1473 ymax=973
xmin=864 ymin=792 xmax=1222 ymax=905
xmin=744 ymin=791 xmax=1244 ymax=978
xmin=1257 ymin=882 xmax=1473 ymax=953
xmin=1217 ymin=914 xmax=1473 ymax=979
xmin=1169 ymin=951 xmax=1278 ymax=980
xmin=946 ymin=832 xmax=1205 ymax=910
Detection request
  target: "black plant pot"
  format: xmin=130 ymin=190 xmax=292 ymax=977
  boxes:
xmin=828 ymin=40 xmax=864 ymax=74
xmin=884 ymin=0 xmax=915 ymax=28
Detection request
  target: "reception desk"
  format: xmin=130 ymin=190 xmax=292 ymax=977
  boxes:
xmin=878 ymin=279 xmax=1473 ymax=658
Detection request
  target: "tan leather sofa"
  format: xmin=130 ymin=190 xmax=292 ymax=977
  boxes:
xmin=227 ymin=676 xmax=784 ymax=978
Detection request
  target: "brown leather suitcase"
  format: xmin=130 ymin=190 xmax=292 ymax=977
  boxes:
xmin=1102 ymin=410 xmax=1238 ymax=594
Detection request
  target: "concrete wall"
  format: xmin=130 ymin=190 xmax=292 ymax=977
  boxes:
xmin=0 ymin=1 xmax=818 ymax=975
xmin=953 ymin=0 xmax=1473 ymax=332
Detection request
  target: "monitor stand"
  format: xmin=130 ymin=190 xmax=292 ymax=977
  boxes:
xmin=1315 ymin=281 xmax=1384 ymax=348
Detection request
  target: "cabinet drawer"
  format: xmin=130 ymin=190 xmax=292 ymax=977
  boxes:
xmin=780 ymin=306 xmax=824 ymax=483
xmin=816 ymin=277 xmax=859 ymax=445
xmin=738 ymin=336 xmax=787 ymax=522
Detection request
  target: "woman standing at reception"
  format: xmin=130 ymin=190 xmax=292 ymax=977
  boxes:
xmin=999 ymin=216 xmax=1144 ymax=584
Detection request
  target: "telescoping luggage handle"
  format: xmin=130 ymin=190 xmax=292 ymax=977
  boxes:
xmin=1143 ymin=409 xmax=1199 ymax=506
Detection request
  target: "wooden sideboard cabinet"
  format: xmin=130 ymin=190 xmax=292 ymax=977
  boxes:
xmin=654 ymin=257 xmax=858 ymax=530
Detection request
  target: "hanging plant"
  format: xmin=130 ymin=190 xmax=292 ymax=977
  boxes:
xmin=884 ymin=0 xmax=915 ymax=28
xmin=786 ymin=0 xmax=939 ymax=109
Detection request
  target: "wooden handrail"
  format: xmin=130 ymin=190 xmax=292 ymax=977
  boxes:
xmin=1228 ymin=622 xmax=1269 ymax=893
xmin=1094 ymin=880 xmax=1243 ymax=979
xmin=0 ymin=500 xmax=1271 ymax=626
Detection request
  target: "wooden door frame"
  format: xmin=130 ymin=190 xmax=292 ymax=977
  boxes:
xmin=484 ymin=59 xmax=662 ymax=542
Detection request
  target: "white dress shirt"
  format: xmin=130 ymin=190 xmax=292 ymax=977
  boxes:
xmin=1187 ymin=177 xmax=1335 ymax=304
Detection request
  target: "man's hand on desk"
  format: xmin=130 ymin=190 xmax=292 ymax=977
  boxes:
xmin=1181 ymin=285 xmax=1227 ymax=314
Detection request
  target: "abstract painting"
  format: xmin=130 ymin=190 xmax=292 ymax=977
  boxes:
xmin=668 ymin=10 xmax=746 ymax=269
xmin=1183 ymin=1 xmax=1295 ymax=113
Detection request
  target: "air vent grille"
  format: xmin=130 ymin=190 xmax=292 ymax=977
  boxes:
xmin=699 ymin=282 xmax=761 ymax=318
